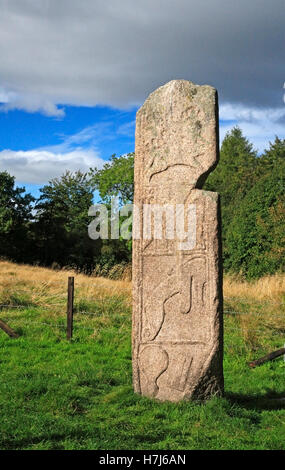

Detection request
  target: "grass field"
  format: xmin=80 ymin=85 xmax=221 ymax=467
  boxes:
xmin=0 ymin=261 xmax=284 ymax=450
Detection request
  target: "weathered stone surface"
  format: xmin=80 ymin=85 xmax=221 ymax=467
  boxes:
xmin=132 ymin=80 xmax=224 ymax=401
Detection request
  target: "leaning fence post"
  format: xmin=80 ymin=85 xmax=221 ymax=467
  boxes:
xmin=248 ymin=347 xmax=285 ymax=368
xmin=67 ymin=277 xmax=74 ymax=340
xmin=0 ymin=318 xmax=19 ymax=338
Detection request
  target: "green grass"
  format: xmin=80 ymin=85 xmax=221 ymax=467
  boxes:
xmin=0 ymin=295 xmax=284 ymax=450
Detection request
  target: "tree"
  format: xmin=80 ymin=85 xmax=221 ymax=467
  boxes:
xmin=256 ymin=136 xmax=285 ymax=177
xmin=90 ymin=153 xmax=134 ymax=204
xmin=34 ymin=171 xmax=100 ymax=271
xmin=225 ymin=137 xmax=285 ymax=278
xmin=205 ymin=127 xmax=258 ymax=266
xmin=88 ymin=153 xmax=134 ymax=270
xmin=205 ymin=126 xmax=257 ymax=205
xmin=0 ymin=171 xmax=34 ymax=261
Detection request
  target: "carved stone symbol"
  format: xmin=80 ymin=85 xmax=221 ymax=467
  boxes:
xmin=169 ymin=355 xmax=193 ymax=392
xmin=138 ymin=345 xmax=169 ymax=398
xmin=142 ymin=254 xmax=209 ymax=343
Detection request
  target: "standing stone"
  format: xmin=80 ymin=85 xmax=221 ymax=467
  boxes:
xmin=132 ymin=80 xmax=224 ymax=401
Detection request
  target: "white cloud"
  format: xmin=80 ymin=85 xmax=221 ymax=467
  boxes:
xmin=0 ymin=0 xmax=284 ymax=113
xmin=117 ymin=120 xmax=136 ymax=137
xmin=0 ymin=115 xmax=137 ymax=185
xmin=0 ymin=86 xmax=14 ymax=103
xmin=0 ymin=89 xmax=65 ymax=117
xmin=220 ymin=104 xmax=285 ymax=124
xmin=0 ymin=148 xmax=105 ymax=184
xmin=45 ymin=119 xmax=135 ymax=155
xmin=0 ymin=0 xmax=284 ymax=154
xmin=220 ymin=104 xmax=285 ymax=153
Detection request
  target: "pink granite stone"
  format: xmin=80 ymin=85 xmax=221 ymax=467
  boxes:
xmin=132 ymin=80 xmax=224 ymax=401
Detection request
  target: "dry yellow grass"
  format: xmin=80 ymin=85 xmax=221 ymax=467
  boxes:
xmin=0 ymin=261 xmax=131 ymax=311
xmin=223 ymin=273 xmax=285 ymax=303
xmin=0 ymin=261 xmax=284 ymax=351
xmin=223 ymin=273 xmax=285 ymax=351
xmin=0 ymin=260 xmax=284 ymax=306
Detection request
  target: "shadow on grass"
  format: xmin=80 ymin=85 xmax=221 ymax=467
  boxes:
xmin=226 ymin=391 xmax=285 ymax=410
xmin=0 ymin=427 xmax=101 ymax=450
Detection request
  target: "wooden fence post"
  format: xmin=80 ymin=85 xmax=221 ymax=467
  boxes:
xmin=67 ymin=277 xmax=74 ymax=340
xmin=248 ymin=347 xmax=285 ymax=368
xmin=0 ymin=319 xmax=19 ymax=338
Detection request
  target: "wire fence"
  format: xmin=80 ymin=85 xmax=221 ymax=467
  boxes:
xmin=0 ymin=276 xmax=284 ymax=348
xmin=0 ymin=303 xmax=284 ymax=315
xmin=224 ymin=296 xmax=284 ymax=305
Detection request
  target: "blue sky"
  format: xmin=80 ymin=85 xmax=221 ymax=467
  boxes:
xmin=0 ymin=105 xmax=136 ymax=153
xmin=0 ymin=1 xmax=284 ymax=198
xmin=0 ymin=105 xmax=137 ymax=197
xmin=1 ymin=101 xmax=284 ymax=198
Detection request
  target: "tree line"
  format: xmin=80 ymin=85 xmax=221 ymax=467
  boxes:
xmin=0 ymin=127 xmax=284 ymax=279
